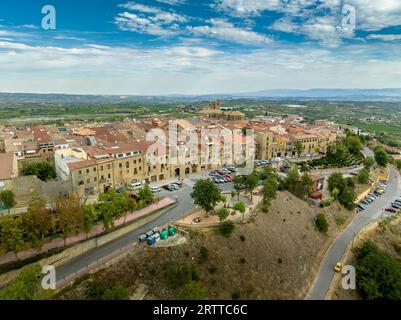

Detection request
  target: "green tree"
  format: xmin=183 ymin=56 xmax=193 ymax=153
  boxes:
xmin=295 ymin=141 xmax=304 ymax=157
xmin=0 ymin=263 xmax=54 ymax=300
xmin=23 ymin=192 xmax=53 ymax=251
xmin=355 ymin=241 xmax=401 ymax=300
xmin=0 ymin=216 xmax=25 ymax=260
xmin=363 ymin=157 xmax=374 ymax=170
xmin=260 ymin=173 xmax=278 ymax=212
xmin=137 ymin=184 xmax=154 ymax=205
xmin=217 ymin=208 xmax=230 ymax=222
xmin=233 ymin=175 xmax=246 ymax=201
xmin=82 ymin=204 xmax=97 ymax=238
xmin=284 ymin=166 xmax=300 ymax=194
xmin=315 ymin=213 xmax=329 ymax=233
xmin=328 ymin=173 xmax=346 ymax=193
xmin=22 ymin=161 xmax=56 ymax=181
xmin=56 ymin=193 xmax=84 ymax=246
xmin=345 ymin=135 xmax=363 ymax=155
xmin=0 ymin=190 xmax=16 ymax=214
xmin=191 ymin=179 xmax=222 ymax=216
xmin=339 ymin=186 xmax=356 ymax=210
xmin=244 ymin=173 xmax=258 ymax=201
xmin=358 ymin=168 xmax=370 ymax=184
xmin=299 ymin=172 xmax=313 ymax=199
xmin=374 ymin=147 xmax=389 ymax=167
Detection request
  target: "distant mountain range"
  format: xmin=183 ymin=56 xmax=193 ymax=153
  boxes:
xmin=1 ymin=88 xmax=401 ymax=104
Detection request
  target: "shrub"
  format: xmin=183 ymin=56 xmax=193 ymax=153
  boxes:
xmin=177 ymin=281 xmax=206 ymax=300
xmin=240 ymin=235 xmax=245 ymax=242
xmin=101 ymin=284 xmax=129 ymax=300
xmin=355 ymin=241 xmax=401 ymax=300
xmin=239 ymin=257 xmax=246 ymax=264
xmin=358 ymin=168 xmax=370 ymax=184
xmin=320 ymin=197 xmax=334 ymax=208
xmin=198 ymin=246 xmax=209 ymax=264
xmin=315 ymin=213 xmax=329 ymax=233
xmin=208 ymin=265 xmax=217 ymax=274
xmin=232 ymin=292 xmax=241 ymax=300
xmin=217 ymin=221 xmax=235 ymax=237
xmin=166 ymin=264 xmax=192 ymax=289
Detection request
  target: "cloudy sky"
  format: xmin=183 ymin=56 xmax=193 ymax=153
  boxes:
xmin=1 ymin=0 xmax=401 ymax=95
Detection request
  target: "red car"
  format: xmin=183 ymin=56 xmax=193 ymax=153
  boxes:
xmin=223 ymin=175 xmax=233 ymax=182
xmin=385 ymin=208 xmax=396 ymax=213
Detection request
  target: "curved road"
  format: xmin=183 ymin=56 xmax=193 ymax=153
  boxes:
xmin=307 ymin=166 xmax=401 ymax=300
xmin=55 ymin=175 xmax=233 ymax=283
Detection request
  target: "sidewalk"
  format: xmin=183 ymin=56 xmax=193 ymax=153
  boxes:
xmin=0 ymin=197 xmax=175 ymax=266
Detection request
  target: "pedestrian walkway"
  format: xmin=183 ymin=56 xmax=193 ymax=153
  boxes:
xmin=0 ymin=197 xmax=175 ymax=266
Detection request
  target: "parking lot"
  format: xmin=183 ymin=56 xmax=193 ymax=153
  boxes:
xmin=356 ymin=180 xmax=401 ymax=216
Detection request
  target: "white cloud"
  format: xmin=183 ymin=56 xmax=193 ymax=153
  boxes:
xmin=348 ymin=0 xmax=401 ymax=31
xmin=155 ymin=0 xmax=186 ymax=5
xmin=188 ymin=19 xmax=272 ymax=44
xmin=115 ymin=2 xmax=187 ymax=36
xmin=367 ymin=34 xmax=401 ymax=41
xmin=1 ymin=37 xmax=401 ymax=94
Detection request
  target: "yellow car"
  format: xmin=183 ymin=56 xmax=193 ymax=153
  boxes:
xmin=376 ymin=189 xmax=384 ymax=195
xmin=334 ymin=262 xmax=343 ymax=273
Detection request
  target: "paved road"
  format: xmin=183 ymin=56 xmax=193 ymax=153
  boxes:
xmin=55 ymin=174 xmax=233 ymax=282
xmin=307 ymin=166 xmax=401 ymax=300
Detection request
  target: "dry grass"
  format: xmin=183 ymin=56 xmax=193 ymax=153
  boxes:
xmin=60 ymin=191 xmax=355 ymax=300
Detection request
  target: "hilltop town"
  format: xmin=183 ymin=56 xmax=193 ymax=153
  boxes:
xmin=0 ymin=100 xmax=343 ymax=199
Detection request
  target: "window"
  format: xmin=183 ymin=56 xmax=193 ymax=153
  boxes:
xmin=108 ymin=174 xmax=111 ymax=179
xmin=78 ymin=170 xmax=82 ymax=175
xmin=119 ymin=163 xmax=122 ymax=168
xmin=86 ymin=169 xmax=90 ymax=174
xmin=107 ymin=164 xmax=111 ymax=170
xmin=100 ymin=166 xmax=104 ymax=171
xmin=126 ymin=162 xmax=129 ymax=169
xmin=93 ymin=167 xmax=96 ymax=172
xmin=78 ymin=181 xmax=84 ymax=186
xmin=87 ymin=179 xmax=90 ymax=183
xmin=94 ymin=177 xmax=97 ymax=182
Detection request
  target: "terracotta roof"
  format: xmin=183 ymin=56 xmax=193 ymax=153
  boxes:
xmin=0 ymin=152 xmax=14 ymax=180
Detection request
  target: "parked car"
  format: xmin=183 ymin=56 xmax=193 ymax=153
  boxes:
xmin=170 ymin=183 xmax=180 ymax=190
xmin=394 ymin=199 xmax=401 ymax=205
xmin=391 ymin=202 xmax=401 ymax=209
xmin=223 ymin=175 xmax=233 ymax=182
xmin=163 ymin=185 xmax=175 ymax=191
xmin=175 ymin=181 xmax=183 ymax=187
xmin=150 ymin=186 xmax=161 ymax=193
xmin=356 ymin=204 xmax=365 ymax=211
xmin=131 ymin=182 xmax=143 ymax=190
xmin=226 ymin=167 xmax=236 ymax=172
xmin=385 ymin=208 xmax=397 ymax=213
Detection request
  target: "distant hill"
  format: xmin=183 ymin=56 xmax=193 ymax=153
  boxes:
xmin=1 ymin=88 xmax=401 ymax=104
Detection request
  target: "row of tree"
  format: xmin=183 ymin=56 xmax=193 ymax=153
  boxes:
xmin=0 ymin=186 xmax=154 ymax=259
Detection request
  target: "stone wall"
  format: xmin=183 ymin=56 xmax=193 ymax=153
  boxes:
xmin=4 ymin=176 xmax=72 ymax=207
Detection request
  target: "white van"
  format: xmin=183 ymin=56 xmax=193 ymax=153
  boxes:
xmin=131 ymin=182 xmax=143 ymax=190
